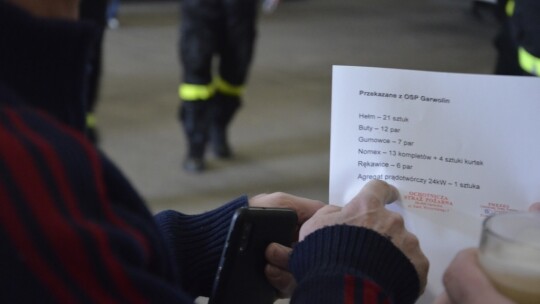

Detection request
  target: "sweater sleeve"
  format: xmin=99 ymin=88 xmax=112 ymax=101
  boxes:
xmin=290 ymin=225 xmax=421 ymax=304
xmin=154 ymin=196 xmax=248 ymax=297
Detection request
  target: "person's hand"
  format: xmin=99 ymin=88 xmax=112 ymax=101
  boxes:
xmin=529 ymin=202 xmax=540 ymax=212
xmin=249 ymin=192 xmax=326 ymax=298
xmin=434 ymin=248 xmax=513 ymax=304
xmin=435 ymin=203 xmax=540 ymax=304
xmin=298 ymin=179 xmax=429 ymax=293
xmin=7 ymin=0 xmax=80 ymax=20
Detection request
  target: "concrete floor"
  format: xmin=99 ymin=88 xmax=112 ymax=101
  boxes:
xmin=97 ymin=0 xmax=498 ymax=302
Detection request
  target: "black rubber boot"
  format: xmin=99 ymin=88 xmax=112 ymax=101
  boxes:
xmin=179 ymin=101 xmax=210 ymax=172
xmin=208 ymin=94 xmax=241 ymax=158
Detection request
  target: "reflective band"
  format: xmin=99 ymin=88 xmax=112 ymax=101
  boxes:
xmin=215 ymin=76 xmax=244 ymax=97
xmin=179 ymin=83 xmax=215 ymax=101
xmin=86 ymin=113 xmax=97 ymax=128
xmin=518 ymin=47 xmax=540 ymax=76
xmin=506 ymin=0 xmax=515 ymax=16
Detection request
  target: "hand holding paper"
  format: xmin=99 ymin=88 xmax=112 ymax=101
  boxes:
xmin=301 ymin=180 xmax=429 ymax=294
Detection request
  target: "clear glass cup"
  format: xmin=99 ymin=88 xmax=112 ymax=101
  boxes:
xmin=478 ymin=212 xmax=540 ymax=304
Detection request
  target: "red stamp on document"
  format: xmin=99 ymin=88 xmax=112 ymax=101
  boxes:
xmin=403 ymin=191 xmax=454 ymax=213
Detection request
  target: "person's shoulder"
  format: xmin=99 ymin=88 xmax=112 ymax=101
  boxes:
xmin=0 ymin=83 xmax=25 ymax=108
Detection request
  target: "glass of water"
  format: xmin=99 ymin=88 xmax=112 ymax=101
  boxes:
xmin=478 ymin=211 xmax=540 ymax=304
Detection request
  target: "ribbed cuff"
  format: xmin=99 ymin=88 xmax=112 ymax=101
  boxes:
xmin=290 ymin=225 xmax=420 ymax=304
xmin=154 ymin=196 xmax=248 ymax=297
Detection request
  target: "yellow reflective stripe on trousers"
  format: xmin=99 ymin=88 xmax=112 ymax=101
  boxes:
xmin=518 ymin=47 xmax=540 ymax=76
xmin=86 ymin=113 xmax=97 ymax=128
xmin=506 ymin=0 xmax=515 ymax=16
xmin=214 ymin=76 xmax=244 ymax=97
xmin=179 ymin=83 xmax=215 ymax=101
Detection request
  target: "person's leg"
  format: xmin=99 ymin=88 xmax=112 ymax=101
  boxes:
xmin=219 ymin=0 xmax=258 ymax=85
xmin=178 ymin=0 xmax=221 ymax=171
xmin=494 ymin=20 xmax=525 ymax=75
xmin=210 ymin=0 xmax=258 ymax=158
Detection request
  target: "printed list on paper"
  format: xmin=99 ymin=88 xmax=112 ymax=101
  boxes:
xmin=329 ymin=65 xmax=540 ymax=303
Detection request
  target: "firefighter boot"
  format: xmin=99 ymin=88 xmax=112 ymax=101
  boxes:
xmin=208 ymin=94 xmax=241 ymax=158
xmin=179 ymin=101 xmax=210 ymax=172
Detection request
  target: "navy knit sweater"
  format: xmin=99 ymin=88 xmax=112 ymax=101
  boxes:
xmin=0 ymin=2 xmax=420 ymax=303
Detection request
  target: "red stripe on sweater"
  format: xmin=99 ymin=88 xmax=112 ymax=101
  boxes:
xmin=345 ymin=274 xmax=356 ymax=304
xmin=363 ymin=279 xmax=382 ymax=304
xmin=39 ymin=110 xmax=151 ymax=260
xmin=34 ymin=110 xmax=151 ymax=304
xmin=2 ymin=110 xmax=119 ymax=302
xmin=0 ymin=120 xmax=80 ymax=301
xmin=0 ymin=182 xmax=78 ymax=302
xmin=345 ymin=274 xmax=388 ymax=304
xmin=7 ymin=109 xmax=150 ymax=304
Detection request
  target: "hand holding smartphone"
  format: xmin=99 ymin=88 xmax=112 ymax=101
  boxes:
xmin=209 ymin=207 xmax=298 ymax=304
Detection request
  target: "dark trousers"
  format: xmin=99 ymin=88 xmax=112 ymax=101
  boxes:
xmin=494 ymin=0 xmax=540 ymax=76
xmin=494 ymin=21 xmax=526 ymax=76
xmin=179 ymin=0 xmax=258 ymax=86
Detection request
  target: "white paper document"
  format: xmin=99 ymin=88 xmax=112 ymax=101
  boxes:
xmin=329 ymin=66 xmax=540 ymax=303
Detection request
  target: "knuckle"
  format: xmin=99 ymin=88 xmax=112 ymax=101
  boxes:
xmin=410 ymin=233 xmax=420 ymax=244
xmin=317 ymin=204 xmax=339 ymax=214
xmin=388 ymin=212 xmax=405 ymax=227
xmin=423 ymin=257 xmax=430 ymax=272
xmin=406 ymin=233 xmax=420 ymax=247
xmin=270 ymin=192 xmax=289 ymax=202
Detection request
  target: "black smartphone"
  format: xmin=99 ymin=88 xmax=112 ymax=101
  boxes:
xmin=208 ymin=207 xmax=298 ymax=304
